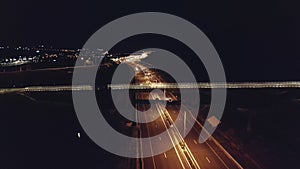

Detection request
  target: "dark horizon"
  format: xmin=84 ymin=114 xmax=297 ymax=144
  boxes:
xmin=1 ymin=0 xmax=299 ymax=81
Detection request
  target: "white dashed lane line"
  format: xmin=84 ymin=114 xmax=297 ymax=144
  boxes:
xmin=206 ymin=157 xmax=211 ymax=163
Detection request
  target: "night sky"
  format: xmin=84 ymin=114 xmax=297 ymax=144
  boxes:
xmin=0 ymin=0 xmax=299 ymax=81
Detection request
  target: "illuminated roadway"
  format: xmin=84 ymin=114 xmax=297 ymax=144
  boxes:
xmin=130 ymin=62 xmax=243 ymax=169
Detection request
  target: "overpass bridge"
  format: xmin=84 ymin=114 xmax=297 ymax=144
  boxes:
xmin=108 ymin=81 xmax=300 ymax=90
xmin=1 ymin=81 xmax=300 ymax=94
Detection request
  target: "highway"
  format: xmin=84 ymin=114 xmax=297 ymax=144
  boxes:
xmin=1 ymin=55 xmax=299 ymax=169
xmin=129 ymin=61 xmax=243 ymax=169
xmin=0 ymin=53 xmax=298 ymax=169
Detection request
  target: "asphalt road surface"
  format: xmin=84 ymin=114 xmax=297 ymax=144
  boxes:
xmin=131 ymin=62 xmax=242 ymax=169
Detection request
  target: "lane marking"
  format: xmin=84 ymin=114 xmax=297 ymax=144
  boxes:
xmin=183 ymin=106 xmax=229 ymax=169
xmin=142 ymin=97 xmax=157 ymax=169
xmin=183 ymin=105 xmax=243 ymax=169
xmin=206 ymin=157 xmax=211 ymax=163
xmin=157 ymin=103 xmax=201 ymax=169
xmin=193 ymin=139 xmax=198 ymax=144
xmin=156 ymin=104 xmax=186 ymax=169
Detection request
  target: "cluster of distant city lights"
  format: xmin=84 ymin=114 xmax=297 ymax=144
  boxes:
xmin=0 ymin=45 xmax=109 ymax=67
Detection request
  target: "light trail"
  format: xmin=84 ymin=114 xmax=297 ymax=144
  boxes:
xmin=133 ymin=62 xmax=201 ymax=169
xmin=156 ymin=103 xmax=187 ymax=169
xmin=156 ymin=103 xmax=201 ymax=169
